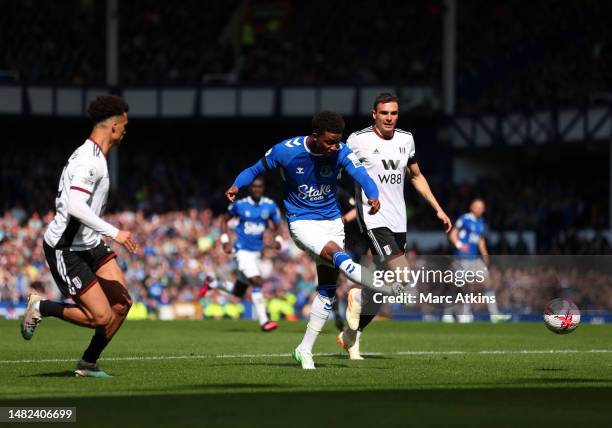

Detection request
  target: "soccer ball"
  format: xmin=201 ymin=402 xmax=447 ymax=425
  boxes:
xmin=543 ymin=298 xmax=580 ymax=334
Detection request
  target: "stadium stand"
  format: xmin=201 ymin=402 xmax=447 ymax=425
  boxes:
xmin=0 ymin=0 xmax=105 ymax=83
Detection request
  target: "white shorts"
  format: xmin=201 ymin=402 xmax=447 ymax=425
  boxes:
xmin=289 ymin=218 xmax=345 ymax=264
xmin=234 ymin=249 xmax=262 ymax=280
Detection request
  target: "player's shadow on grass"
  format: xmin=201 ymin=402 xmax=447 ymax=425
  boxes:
xmin=240 ymin=362 xmax=354 ymax=369
xmin=534 ymin=368 xmax=569 ymax=372
xmin=330 ymin=354 xmax=389 ymax=360
xmin=23 ymin=371 xmax=76 ymax=378
xmin=5 ymin=387 xmax=612 ymax=427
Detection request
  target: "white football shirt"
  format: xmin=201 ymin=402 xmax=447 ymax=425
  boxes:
xmin=44 ymin=139 xmax=112 ymax=250
xmin=347 ymin=126 xmax=415 ymax=233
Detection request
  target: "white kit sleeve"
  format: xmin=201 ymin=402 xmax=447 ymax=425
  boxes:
xmin=67 ymin=188 xmax=119 ymax=239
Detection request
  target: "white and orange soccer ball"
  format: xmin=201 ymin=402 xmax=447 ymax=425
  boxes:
xmin=543 ymin=298 xmax=580 ymax=334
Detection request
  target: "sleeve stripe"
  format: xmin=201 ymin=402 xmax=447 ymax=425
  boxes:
xmin=70 ymin=186 xmax=92 ymax=195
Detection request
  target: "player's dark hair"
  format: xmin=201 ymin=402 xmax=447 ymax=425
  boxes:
xmin=373 ymin=92 xmax=400 ymax=111
xmin=88 ymin=95 xmax=129 ymax=125
xmin=312 ymin=111 xmax=345 ymax=135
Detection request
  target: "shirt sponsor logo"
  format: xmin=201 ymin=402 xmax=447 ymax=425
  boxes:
xmin=297 ymin=184 xmax=332 ymax=201
xmin=243 ymin=221 xmax=266 ymax=235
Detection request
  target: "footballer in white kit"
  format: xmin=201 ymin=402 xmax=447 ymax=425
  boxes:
xmin=338 ymin=93 xmax=452 ymax=360
xmin=21 ymin=95 xmax=138 ymax=378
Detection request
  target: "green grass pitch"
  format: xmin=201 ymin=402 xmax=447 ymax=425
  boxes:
xmin=1 ymin=320 xmax=611 ymax=427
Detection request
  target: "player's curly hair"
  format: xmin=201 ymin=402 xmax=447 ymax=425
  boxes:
xmin=373 ymin=92 xmax=399 ymax=111
xmin=312 ymin=111 xmax=345 ymax=135
xmin=88 ymin=95 xmax=129 ymax=125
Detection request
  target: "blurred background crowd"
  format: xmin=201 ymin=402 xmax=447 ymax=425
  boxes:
xmin=1 ymin=0 xmax=611 ymax=320
xmin=2 ymin=0 xmax=611 ymax=112
xmin=2 ymin=207 xmax=611 ymax=320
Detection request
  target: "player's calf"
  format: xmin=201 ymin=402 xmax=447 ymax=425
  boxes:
xmin=111 ymin=294 xmax=133 ymax=319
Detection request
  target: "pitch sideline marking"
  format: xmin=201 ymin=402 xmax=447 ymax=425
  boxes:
xmin=0 ymin=349 xmax=611 ymax=364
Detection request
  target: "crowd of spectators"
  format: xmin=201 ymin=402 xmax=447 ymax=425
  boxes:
xmin=238 ymin=0 xmax=441 ymax=84
xmin=1 ymin=208 xmax=611 ymax=321
xmin=456 ymin=0 xmax=612 ymax=112
xmin=118 ymin=0 xmax=239 ymax=83
xmin=412 ymin=174 xmax=609 ymax=254
xmin=2 ymin=143 xmax=608 ymax=257
xmin=3 ymin=0 xmax=610 ymax=112
xmin=0 ymin=0 xmax=104 ymax=83
xmin=0 ymin=209 xmax=333 ymax=320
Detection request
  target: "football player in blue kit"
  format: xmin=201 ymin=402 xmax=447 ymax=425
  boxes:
xmin=225 ymin=111 xmax=404 ymax=369
xmin=206 ymin=178 xmax=282 ymax=331
xmin=448 ymin=198 xmax=510 ymax=322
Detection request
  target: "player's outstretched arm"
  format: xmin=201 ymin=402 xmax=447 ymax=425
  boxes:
xmin=226 ymin=160 xmax=268 ymax=202
xmin=342 ymin=152 xmax=380 ymax=214
xmin=407 ymin=162 xmax=452 ymax=233
xmin=67 ymin=188 xmax=137 ymax=252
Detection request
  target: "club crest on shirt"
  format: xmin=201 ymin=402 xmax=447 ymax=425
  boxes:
xmin=319 ymin=165 xmax=333 ymax=177
xmin=71 ymin=277 xmax=82 ymax=289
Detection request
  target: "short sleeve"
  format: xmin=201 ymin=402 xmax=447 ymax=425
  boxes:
xmin=346 ymin=134 xmax=360 ymax=158
xmin=408 ymin=136 xmax=416 ymax=164
xmin=262 ymin=144 xmax=281 ymax=171
xmin=454 ymin=215 xmax=464 ymax=229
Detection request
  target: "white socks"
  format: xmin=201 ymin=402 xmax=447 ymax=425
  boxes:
xmin=485 ymin=289 xmax=499 ymax=315
xmin=251 ymin=289 xmax=269 ymax=325
xmin=338 ymin=259 xmax=363 ymax=286
xmin=299 ymin=293 xmax=332 ymax=354
xmin=335 ymin=255 xmax=397 ymax=297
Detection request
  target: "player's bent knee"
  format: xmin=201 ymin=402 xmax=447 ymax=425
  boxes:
xmin=93 ymin=310 xmax=114 ymax=329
